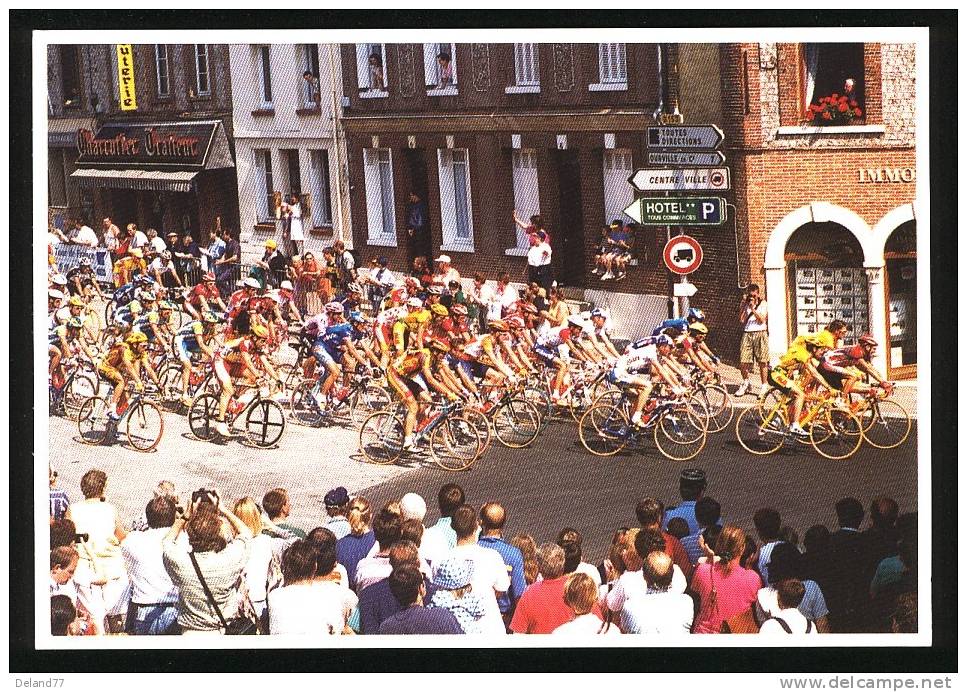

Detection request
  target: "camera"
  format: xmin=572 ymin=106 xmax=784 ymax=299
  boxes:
xmin=74 ymin=533 xmax=90 ymax=543
xmin=191 ymin=488 xmax=216 ymax=506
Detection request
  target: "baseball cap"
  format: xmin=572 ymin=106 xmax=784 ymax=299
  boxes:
xmin=48 ymin=289 xmax=65 ymax=300
xmin=324 ymin=487 xmax=350 ymax=507
xmin=166 ymin=231 xmax=178 ymax=237
xmin=265 ymin=239 xmax=278 ymax=250
xmin=680 ymin=468 xmax=707 ymax=486
xmin=435 ymin=255 xmax=451 ymax=264
xmin=242 ymin=277 xmax=261 ymax=289
xmin=432 ymin=558 xmax=473 ymax=590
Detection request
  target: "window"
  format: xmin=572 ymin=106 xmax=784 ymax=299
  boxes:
xmin=438 ymin=148 xmax=474 ymax=251
xmin=283 ymin=149 xmax=301 ymax=195
xmin=300 ymin=44 xmax=321 ymax=109
xmin=355 ymin=44 xmax=387 ymax=94
xmin=424 ymin=43 xmax=457 ymax=93
xmin=155 ymin=45 xmax=170 ymax=97
xmin=254 ymin=150 xmax=274 ymax=222
xmin=363 ymin=148 xmax=396 ymax=245
xmin=59 ymin=45 xmax=82 ymax=108
xmin=803 ymin=43 xmax=865 ymax=125
xmin=511 ymin=150 xmax=540 ymax=249
xmin=257 ymin=45 xmax=273 ymax=108
xmin=194 ymin=44 xmax=210 ymax=96
xmin=592 ymin=43 xmax=627 ymax=90
xmin=603 ymin=149 xmax=634 ymax=224
xmin=514 ymin=43 xmax=540 ymax=87
xmin=308 ymin=150 xmax=333 ymax=227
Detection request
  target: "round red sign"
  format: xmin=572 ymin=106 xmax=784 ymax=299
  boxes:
xmin=663 ymin=235 xmax=704 ymax=275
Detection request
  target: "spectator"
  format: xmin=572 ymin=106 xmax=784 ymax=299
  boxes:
xmin=323 ymin=486 xmax=352 ymax=540
xmin=758 ymin=579 xmax=819 ymax=636
xmin=467 ymin=272 xmax=491 ymax=332
xmin=696 ymin=524 xmax=724 ymax=564
xmin=51 ymin=594 xmax=81 ymax=636
xmin=302 ymin=70 xmax=320 ymax=107
xmin=557 ymin=527 xmax=602 ymax=586
xmin=69 ymin=218 xmax=99 ymax=248
xmin=422 ymin=483 xmax=465 ymax=566
xmin=354 ymin=505 xmax=406 ymax=593
xmin=362 ymin=256 xmax=395 ymax=308
xmin=367 ymin=52 xmax=385 ymax=91
xmin=779 ymin=525 xmax=800 ymax=549
xmin=262 ymin=488 xmax=306 ymax=538
xmin=666 ymin=517 xmax=689 ymax=541
xmin=333 ymin=240 xmax=357 ymax=290
xmin=306 ymin=527 xmax=349 ymax=587
xmin=128 ymin=223 xmax=149 ymax=251
xmin=173 ymin=230 xmax=201 ymax=284
xmin=253 ymin=239 xmax=290 ymax=289
xmin=735 ymin=283 xmax=769 ymax=398
xmin=50 ymin=519 xmax=77 ymax=549
xmin=487 ymin=272 xmax=518 ymax=322
xmin=437 ymin=505 xmax=509 ymax=635
xmin=525 ymin=231 xmax=553 ymax=293
xmin=435 ymin=51 xmax=453 ymax=88
xmin=690 ymin=526 xmax=763 ymax=633
xmin=336 ymin=497 xmax=376 ymax=591
xmin=102 ymin=217 xmax=121 ymax=256
xmin=608 ymin=528 xmax=688 ymax=626
xmin=538 ymin=287 xmax=570 ymax=336
xmin=146 ymin=227 xmax=166 ymax=256
xmin=121 ymin=496 xmax=181 ymax=635
xmin=281 ymin=194 xmax=304 ymax=257
xmin=621 ymin=551 xmax=694 ymax=635
xmin=49 ymin=545 xmax=80 ymax=599
xmin=161 ymin=492 xmax=253 ymax=634
xmin=801 ymin=523 xmax=832 ymax=584
xmin=478 ymin=503 xmax=527 ymax=626
xmin=864 ymin=497 xmax=901 ymax=573
xmin=49 ymin=466 xmax=69 ymax=522
xmin=821 ymin=497 xmax=874 ymax=632
xmin=635 ymin=498 xmax=693 ymax=580
xmin=405 ymin=192 xmax=429 ymax=261
xmin=411 ymin=255 xmax=433 ymax=287
xmin=513 ymin=211 xmax=550 ymax=245
xmin=429 ymin=557 xmax=488 ymax=634
xmin=754 ymin=541 xmax=830 ymax=632
xmin=358 ymin=540 xmax=437 ymax=634
xmin=551 ymin=573 xmax=617 ymax=636
xmin=511 ymin=542 xmax=600 ymax=634
xmin=869 ymin=534 xmax=916 ymax=632
xmin=663 ymin=468 xmax=708 ymax=536
xmin=682 ymin=496 xmax=722 ymax=564
xmin=600 ymin=220 xmax=632 ymax=281
xmin=213 ymin=227 xmax=240 ymax=299
xmin=233 ymin=497 xmax=277 ymax=621
xmin=433 ymin=255 xmax=461 ymax=288
xmin=379 ymin=565 xmax=462 ymax=634
xmin=511 ymin=533 xmax=539 ymax=586
xmin=753 ymin=507 xmax=783 ymax=584
xmin=268 ymin=538 xmax=357 ymax=635
xmin=870 ymin=513 xmax=916 ymax=598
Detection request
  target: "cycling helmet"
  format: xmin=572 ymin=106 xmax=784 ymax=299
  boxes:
xmin=48 ymin=289 xmax=64 ymax=300
xmin=158 ymin=301 xmax=175 ymax=312
xmin=251 ymin=324 xmax=270 ymax=339
xmin=136 ymin=275 xmax=154 ymax=286
xmin=67 ymin=316 xmax=85 ymax=329
xmin=427 ymin=285 xmax=444 ymax=296
xmin=430 ymin=304 xmax=449 ymax=317
xmin=567 ymin=317 xmax=585 ymax=330
xmin=242 ymin=277 xmax=261 ymax=290
xmin=654 ymin=334 xmax=674 ymax=348
xmin=129 ymin=248 xmax=144 ymax=258
xmin=68 ymin=296 xmax=85 ymax=307
xmin=451 ymin=304 xmax=469 ymax=317
xmin=688 ymin=322 xmax=709 ymax=335
xmin=79 ymin=257 xmax=93 ymax=267
xmin=202 ymin=311 xmax=220 ymax=324
xmin=347 ymin=282 xmax=363 ymax=294
xmin=406 ymin=297 xmax=424 ymax=309
xmin=51 ymin=274 xmax=68 ymax=286
xmin=201 ymin=272 xmax=216 ymax=283
xmin=137 ymin=289 xmax=156 ymax=302
xmin=428 ymin=338 xmax=450 ymax=353
xmin=405 ymin=277 xmax=421 ymax=289
xmin=488 ymin=320 xmax=510 ymax=333
xmin=590 ymin=308 xmax=607 ymax=319
xmin=857 ymin=333 xmax=878 ymax=348
xmin=687 ymin=307 xmax=705 ymax=322
xmin=125 ymin=331 xmax=148 ymax=345
xmin=325 ymin=301 xmax=344 ymax=314
xmin=161 ymin=250 xmax=172 ymax=260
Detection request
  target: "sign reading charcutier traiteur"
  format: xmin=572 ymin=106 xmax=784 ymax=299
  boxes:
xmin=75 ymin=122 xmax=217 ymax=167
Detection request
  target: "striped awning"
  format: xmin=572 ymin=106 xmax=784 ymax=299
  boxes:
xmin=70 ymin=168 xmax=199 ymax=193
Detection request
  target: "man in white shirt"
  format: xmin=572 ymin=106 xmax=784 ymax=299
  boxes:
xmin=355 ymin=505 xmax=430 ymax=592
xmin=488 ymin=272 xmax=518 ymax=322
xmin=736 ymin=283 xmax=769 ymax=397
xmin=526 ymin=231 xmax=553 ymax=293
xmin=433 ymin=255 xmax=461 ymax=287
xmin=436 ymin=504 xmax=509 ymax=635
xmin=758 ymin=579 xmax=819 ymax=636
xmin=102 ymin=217 xmax=121 ymax=253
xmin=69 ymin=219 xmax=99 ymax=248
xmin=147 ymin=228 xmax=167 ymax=256
xmin=120 ymin=497 xmax=182 ymax=635
xmin=621 ymin=552 xmax=694 ymax=635
xmin=128 ymin=224 xmax=149 ymax=251
xmin=606 ymin=529 xmax=687 ymax=619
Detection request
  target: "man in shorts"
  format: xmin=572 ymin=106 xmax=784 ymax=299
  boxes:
xmin=736 ymin=284 xmax=769 ymax=397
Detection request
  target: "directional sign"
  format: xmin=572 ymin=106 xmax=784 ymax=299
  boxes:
xmin=623 ymin=197 xmax=727 ymax=226
xmin=663 ymin=235 xmax=703 ymax=275
xmin=647 ymin=125 xmax=725 ymax=150
xmin=647 ymin=150 xmax=726 ymax=166
xmin=673 ymin=280 xmax=698 ymax=297
xmin=629 ymin=167 xmax=731 ymax=192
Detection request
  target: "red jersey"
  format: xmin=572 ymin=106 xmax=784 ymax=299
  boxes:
xmin=188 ymin=283 xmax=220 ymax=308
xmin=822 ymin=344 xmax=866 ymax=369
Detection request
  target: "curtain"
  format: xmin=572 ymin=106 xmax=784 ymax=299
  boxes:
xmin=805 ymin=44 xmax=819 ymax=106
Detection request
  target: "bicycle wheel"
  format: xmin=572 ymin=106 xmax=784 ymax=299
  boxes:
xmin=246 ymin=400 xmax=286 ymax=448
xmin=567 ymin=383 xmax=598 ymax=424
xmin=290 ymin=380 xmax=325 ymax=427
xmin=682 ymin=393 xmax=711 ymax=432
xmin=431 ymin=415 xmax=481 ymax=471
xmin=654 ymin=405 xmax=707 ymax=461
xmin=157 ymin=364 xmax=185 ymax=407
xmin=859 ymin=399 xmax=912 ymax=449
xmin=64 ymin=374 xmax=97 ymax=419
xmin=77 ymin=396 xmax=111 ymax=445
xmin=759 ymin=387 xmax=784 ymax=415
xmin=348 ymin=383 xmax=393 ymax=428
xmin=493 ymin=398 xmax=541 ymax=448
xmin=126 ymin=400 xmax=164 ymax=451
xmin=735 ymin=404 xmax=787 ymax=455
xmin=188 ymin=393 xmax=220 ymax=441
xmin=358 ymin=411 xmax=405 ymax=465
xmin=810 ymin=406 xmax=863 ymax=460
xmin=103 ymin=299 xmax=116 ymax=326
xmin=698 ymin=384 xmax=734 ymax=433
xmin=461 ymin=406 xmax=493 ymax=454
xmin=578 ymin=404 xmax=630 ymax=457
xmin=521 ymin=386 xmax=551 ymax=428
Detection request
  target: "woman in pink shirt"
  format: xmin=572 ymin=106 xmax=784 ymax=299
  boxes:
xmin=689 ymin=526 xmax=763 ymax=633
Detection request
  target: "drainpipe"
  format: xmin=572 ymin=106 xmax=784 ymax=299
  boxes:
xmin=652 ymin=43 xmax=664 ymax=122
xmin=328 ymin=44 xmax=348 ymax=247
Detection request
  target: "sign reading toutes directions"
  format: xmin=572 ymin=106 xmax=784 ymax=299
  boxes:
xmin=623 ymin=197 xmax=727 ymax=226
xmin=647 ymin=151 xmax=726 ymax=166
xmin=628 ymin=167 xmax=731 ymax=192
xmin=663 ymin=235 xmax=703 ymax=275
xmin=647 ymin=125 xmax=724 ymax=150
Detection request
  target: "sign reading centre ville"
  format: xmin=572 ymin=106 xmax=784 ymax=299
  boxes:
xmin=75 ymin=122 xmax=218 ymax=167
xmin=629 ymin=167 xmax=731 ymax=192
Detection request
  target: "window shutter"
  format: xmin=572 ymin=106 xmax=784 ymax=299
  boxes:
xmin=616 ymin=44 xmax=627 ymax=81
xmin=512 ymin=150 xmax=540 ymax=248
xmin=423 ymin=44 xmax=438 ymax=88
xmin=449 ymin=43 xmax=458 ymax=86
xmin=437 ymin=149 xmax=456 ymax=247
xmin=364 ymin=149 xmax=385 ymax=239
xmin=356 ymin=44 xmax=370 ymax=90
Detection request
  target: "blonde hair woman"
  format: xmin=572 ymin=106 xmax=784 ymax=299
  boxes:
xmin=336 ymin=496 xmax=375 ymax=591
xmin=552 ymin=573 xmax=620 ymax=636
xmin=233 ymin=497 xmax=275 ymax=620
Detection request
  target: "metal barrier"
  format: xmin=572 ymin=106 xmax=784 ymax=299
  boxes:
xmin=53 ymin=245 xmax=114 ymax=284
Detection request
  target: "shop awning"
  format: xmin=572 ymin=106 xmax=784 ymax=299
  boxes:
xmin=70 ymin=168 xmax=199 ymax=193
xmin=48 ymin=117 xmax=95 ymax=147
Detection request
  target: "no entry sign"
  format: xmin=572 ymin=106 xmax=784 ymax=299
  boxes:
xmin=663 ymin=235 xmax=704 ymax=275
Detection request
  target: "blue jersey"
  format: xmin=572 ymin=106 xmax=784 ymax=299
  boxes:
xmin=113 ymin=283 xmax=139 ymax=305
xmin=651 ymin=318 xmax=688 ymax=336
xmin=625 ymin=335 xmax=659 ymax=353
xmin=316 ymin=322 xmax=354 ymax=358
xmin=176 ymin=321 xmax=205 ymax=350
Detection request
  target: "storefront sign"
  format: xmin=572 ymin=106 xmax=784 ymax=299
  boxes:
xmin=116 ymin=44 xmax=138 ymax=111
xmin=623 ymin=197 xmax=727 ymax=226
xmin=76 ymin=122 xmax=217 ymax=167
xmin=857 ymin=167 xmax=916 ymax=183
xmin=53 ymin=245 xmax=114 ymax=284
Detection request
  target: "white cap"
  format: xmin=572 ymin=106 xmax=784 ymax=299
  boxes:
xmin=242 ymin=277 xmax=261 ymax=289
xmin=407 ymin=297 xmax=424 ymax=308
xmin=52 ymin=274 xmax=68 ymax=286
xmin=48 ymin=289 xmax=65 ymax=300
xmin=280 ymin=280 xmax=294 ymax=290
xmin=435 ymin=255 xmax=451 ymax=264
xmin=400 ymin=493 xmax=427 ymax=522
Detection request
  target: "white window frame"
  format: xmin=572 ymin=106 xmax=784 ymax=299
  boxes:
xmin=590 ymin=43 xmax=627 ymax=91
xmin=308 ymin=149 xmax=334 ymax=228
xmin=155 ymin=45 xmax=170 ymax=98
xmin=195 ymin=44 xmax=211 ymax=96
xmin=254 ymin=149 xmax=274 ymax=223
xmin=363 ymin=148 xmax=397 ymax=246
xmin=507 ymin=149 xmax=540 ymax=254
xmin=424 ymin=43 xmax=458 ymax=96
xmin=299 ymin=44 xmax=321 ymax=110
xmin=437 ymin=148 xmax=474 ymax=252
xmin=256 ymin=45 xmax=273 ymax=109
xmin=355 ymin=43 xmax=388 ymax=97
xmin=506 ymin=43 xmax=540 ymax=94
xmin=602 ymin=149 xmax=635 ymax=225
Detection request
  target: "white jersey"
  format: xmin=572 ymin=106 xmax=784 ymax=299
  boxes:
xmin=615 ymin=344 xmax=659 ymax=375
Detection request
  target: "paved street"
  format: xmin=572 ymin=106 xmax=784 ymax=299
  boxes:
xmin=47 ymin=380 xmax=918 ymax=565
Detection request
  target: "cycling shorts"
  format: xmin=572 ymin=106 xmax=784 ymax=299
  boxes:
xmin=174 ymin=336 xmax=201 ymax=362
xmin=533 ymin=345 xmax=560 ymax=365
xmin=98 ymin=363 xmax=124 ymax=386
xmin=388 ymin=368 xmax=428 ymax=400
xmin=767 ymin=366 xmax=794 ymax=395
xmin=312 ymin=342 xmax=339 ymax=369
xmin=607 ymin=367 xmax=650 ymax=386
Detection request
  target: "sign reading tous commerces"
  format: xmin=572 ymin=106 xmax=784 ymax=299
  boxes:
xmin=623 ymin=197 xmax=727 ymax=226
xmin=663 ymin=235 xmax=704 ymax=275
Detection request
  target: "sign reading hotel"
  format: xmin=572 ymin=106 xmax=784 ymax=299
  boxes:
xmin=623 ymin=197 xmax=727 ymax=226
xmin=116 ymin=44 xmax=137 ymax=111
xmin=629 ymin=167 xmax=731 ymax=192
xmin=75 ymin=122 xmax=217 ymax=167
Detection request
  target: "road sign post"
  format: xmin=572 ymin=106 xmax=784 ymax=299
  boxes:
xmin=623 ymin=197 xmax=727 ymax=226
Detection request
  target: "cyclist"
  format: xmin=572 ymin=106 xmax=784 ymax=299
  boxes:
xmin=111 ymin=294 xmax=145 ymax=335
xmin=53 ymin=295 xmax=87 ymax=327
xmin=65 ymin=257 xmax=104 ymax=299
xmin=581 ymin=308 xmax=620 ymax=363
xmin=502 ymin=316 xmax=538 ymax=376
xmin=446 ymin=304 xmax=474 ymax=346
xmin=375 ymin=302 xmax=408 ymax=370
xmin=113 ymin=248 xmax=147 ymax=288
xmin=133 ymin=300 xmax=176 ymax=353
xmin=767 ymin=334 xmax=835 ymax=439
xmin=97 ymin=331 xmax=161 ymax=423
xmin=608 ymin=334 xmax=685 ymax=428
xmin=184 ymin=272 xmax=227 ymax=321
xmin=149 ymin=250 xmax=183 ymax=288
xmin=652 ymin=307 xmax=705 ymax=337
xmin=793 ymin=319 xmax=847 ymax=352
xmin=347 ymin=311 xmax=381 ymax=371
xmin=211 ymin=323 xmax=280 ymax=437
xmin=818 ymin=333 xmax=892 ymax=398
xmin=49 ymin=316 xmax=94 ymax=387
xmin=227 ymin=277 xmax=262 ymax=335
xmin=47 ymin=289 xmax=65 ymax=328
xmin=337 ymin=282 xmax=365 ymax=316
xmin=310 ymin=302 xmax=366 ymax=406
xmin=393 ymin=297 xmax=432 ymax=355
xmin=678 ymin=322 xmax=716 ymax=374
xmin=273 ymin=280 xmax=302 ymax=325
xmin=534 ymin=316 xmax=587 ymax=404
xmin=174 ymin=311 xmax=220 ymax=406
xmin=387 ymin=339 xmax=462 ymax=451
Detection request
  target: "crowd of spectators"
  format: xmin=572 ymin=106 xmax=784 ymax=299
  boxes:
xmin=48 ymin=467 xmax=918 ymax=638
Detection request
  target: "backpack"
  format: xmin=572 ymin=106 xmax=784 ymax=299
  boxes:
xmin=768 ymin=615 xmax=814 ymax=634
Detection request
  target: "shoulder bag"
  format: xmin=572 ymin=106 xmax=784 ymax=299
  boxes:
xmin=187 ymin=550 xmax=258 ymax=635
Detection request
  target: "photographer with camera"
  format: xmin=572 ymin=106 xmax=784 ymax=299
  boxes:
xmin=161 ymin=489 xmax=253 ymax=634
xmin=736 ymin=283 xmax=770 ymax=398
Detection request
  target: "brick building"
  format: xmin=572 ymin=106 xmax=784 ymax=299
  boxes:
xmin=47 ymin=44 xmax=240 ymax=242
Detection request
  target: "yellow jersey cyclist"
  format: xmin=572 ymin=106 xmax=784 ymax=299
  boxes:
xmin=768 ymin=334 xmax=836 ymax=438
xmin=97 ymin=331 xmax=161 ymax=423
xmin=211 ymin=323 xmax=281 ymax=437
xmin=132 ymin=300 xmax=176 ymax=352
xmin=174 ymin=311 xmax=221 ymax=407
xmin=388 ymin=339 xmax=463 ymax=451
xmin=817 ymin=333 xmax=893 ymax=398
xmin=392 ymin=297 xmax=432 ymax=355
